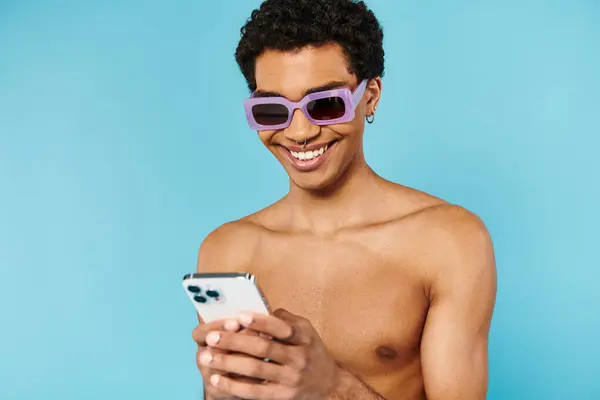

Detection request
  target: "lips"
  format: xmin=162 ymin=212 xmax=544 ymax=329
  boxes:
xmin=289 ymin=143 xmax=329 ymax=161
xmin=279 ymin=140 xmax=338 ymax=172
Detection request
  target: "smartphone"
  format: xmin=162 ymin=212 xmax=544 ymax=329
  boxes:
xmin=182 ymin=272 xmax=270 ymax=323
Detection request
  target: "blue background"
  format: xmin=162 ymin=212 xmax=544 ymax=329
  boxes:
xmin=1 ymin=0 xmax=598 ymax=399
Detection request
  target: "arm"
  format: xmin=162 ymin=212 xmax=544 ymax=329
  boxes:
xmin=194 ymin=221 xmax=260 ymax=400
xmin=331 ymin=210 xmax=496 ymax=400
xmin=420 ymin=210 xmax=497 ymax=400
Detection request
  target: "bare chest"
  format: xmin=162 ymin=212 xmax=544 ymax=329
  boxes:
xmin=248 ymin=235 xmax=429 ymax=376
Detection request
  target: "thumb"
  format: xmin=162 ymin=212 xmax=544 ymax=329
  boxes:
xmin=272 ymin=308 xmax=297 ymax=320
xmin=272 ymin=308 xmax=311 ymax=345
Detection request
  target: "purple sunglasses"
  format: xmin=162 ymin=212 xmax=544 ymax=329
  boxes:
xmin=244 ymin=80 xmax=368 ymax=130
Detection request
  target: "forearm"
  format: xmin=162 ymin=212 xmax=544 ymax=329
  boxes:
xmin=330 ymin=368 xmax=386 ymax=400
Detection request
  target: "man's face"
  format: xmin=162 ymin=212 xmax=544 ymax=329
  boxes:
xmin=252 ymin=44 xmax=378 ymax=191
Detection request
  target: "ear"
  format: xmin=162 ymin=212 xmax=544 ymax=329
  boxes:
xmin=365 ymin=77 xmax=382 ymax=117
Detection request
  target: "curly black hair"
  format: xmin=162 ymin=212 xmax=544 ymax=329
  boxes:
xmin=235 ymin=0 xmax=385 ymax=92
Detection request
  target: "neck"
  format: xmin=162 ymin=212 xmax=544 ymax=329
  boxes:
xmin=286 ymin=156 xmax=387 ymax=234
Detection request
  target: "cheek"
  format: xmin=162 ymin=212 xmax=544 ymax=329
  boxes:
xmin=257 ymin=130 xmax=277 ymax=145
xmin=327 ymin=120 xmax=364 ymax=141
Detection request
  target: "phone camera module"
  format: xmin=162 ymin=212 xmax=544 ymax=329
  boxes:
xmin=206 ymin=290 xmax=220 ymax=299
xmin=193 ymin=295 xmax=207 ymax=303
xmin=187 ymin=285 xmax=201 ymax=293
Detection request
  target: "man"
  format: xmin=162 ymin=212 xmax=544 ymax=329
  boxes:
xmin=192 ymin=0 xmax=497 ymax=399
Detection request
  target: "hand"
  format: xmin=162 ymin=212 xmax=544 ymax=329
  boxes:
xmin=192 ymin=319 xmax=264 ymax=400
xmin=198 ymin=309 xmax=341 ymax=400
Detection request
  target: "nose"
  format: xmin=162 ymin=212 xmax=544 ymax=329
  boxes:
xmin=284 ymin=109 xmax=320 ymax=144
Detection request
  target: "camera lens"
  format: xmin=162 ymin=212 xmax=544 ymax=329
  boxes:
xmin=206 ymin=290 xmax=219 ymax=298
xmin=194 ymin=295 xmax=207 ymax=303
xmin=187 ymin=285 xmax=201 ymax=293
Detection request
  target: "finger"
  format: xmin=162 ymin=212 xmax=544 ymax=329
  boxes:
xmin=238 ymin=328 xmax=261 ymax=337
xmin=242 ymin=309 xmax=312 ymax=345
xmin=196 ymin=346 xmax=228 ymax=373
xmin=224 ymin=320 xmax=241 ymax=332
xmin=210 ymin=373 xmax=296 ymax=400
xmin=271 ymin=309 xmax=310 ymax=345
xmin=197 ymin=328 xmax=257 ymax=363
xmin=192 ymin=319 xmax=241 ymax=345
xmin=204 ymin=330 xmax=298 ymax=366
xmin=236 ymin=312 xmax=296 ymax=343
xmin=199 ymin=327 xmax=258 ymax=350
xmin=198 ymin=348 xmax=256 ymax=386
xmin=198 ymin=350 xmax=300 ymax=386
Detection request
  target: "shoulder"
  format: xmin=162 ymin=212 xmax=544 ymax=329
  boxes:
xmin=423 ymin=204 xmax=494 ymax=264
xmin=412 ymin=203 xmax=491 ymax=245
xmin=196 ymin=218 xmax=267 ymax=273
xmin=415 ymin=204 xmax=496 ymax=300
xmin=196 ymin=198 xmax=291 ymax=273
xmin=380 ymin=185 xmax=496 ymax=296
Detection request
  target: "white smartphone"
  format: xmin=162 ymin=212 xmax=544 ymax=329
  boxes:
xmin=182 ymin=272 xmax=270 ymax=323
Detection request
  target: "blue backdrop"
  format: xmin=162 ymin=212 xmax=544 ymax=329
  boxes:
xmin=1 ymin=1 xmax=598 ymax=399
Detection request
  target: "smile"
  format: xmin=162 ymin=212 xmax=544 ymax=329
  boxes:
xmin=290 ymin=143 xmax=329 ymax=161
xmin=279 ymin=140 xmax=338 ymax=172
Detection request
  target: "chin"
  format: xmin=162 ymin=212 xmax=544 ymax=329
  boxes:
xmin=289 ymin=171 xmax=341 ymax=193
xmin=293 ymin=180 xmax=329 ymax=192
xmin=278 ymin=142 xmax=357 ymax=192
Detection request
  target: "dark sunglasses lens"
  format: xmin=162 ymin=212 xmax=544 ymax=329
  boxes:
xmin=252 ymin=104 xmax=289 ymax=126
xmin=307 ymin=97 xmax=346 ymax=121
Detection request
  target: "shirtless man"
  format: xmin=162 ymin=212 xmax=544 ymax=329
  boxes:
xmin=191 ymin=0 xmax=497 ymax=399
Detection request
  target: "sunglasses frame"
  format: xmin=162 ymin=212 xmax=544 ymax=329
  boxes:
xmin=243 ymin=79 xmax=368 ymax=130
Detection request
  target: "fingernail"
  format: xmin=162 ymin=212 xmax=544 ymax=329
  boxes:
xmin=199 ymin=351 xmax=213 ymax=365
xmin=206 ymin=332 xmax=220 ymax=345
xmin=238 ymin=313 xmax=253 ymax=326
xmin=224 ymin=319 xmax=239 ymax=331
xmin=210 ymin=374 xmax=220 ymax=386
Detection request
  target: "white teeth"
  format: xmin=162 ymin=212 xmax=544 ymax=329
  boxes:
xmin=289 ymin=144 xmax=329 ymax=161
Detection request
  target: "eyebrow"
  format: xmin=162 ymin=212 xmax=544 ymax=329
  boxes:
xmin=253 ymin=80 xmax=350 ymax=98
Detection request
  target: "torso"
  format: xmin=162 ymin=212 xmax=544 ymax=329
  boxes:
xmin=249 ymin=227 xmax=430 ymax=398
xmin=206 ymin=184 xmax=452 ymax=399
